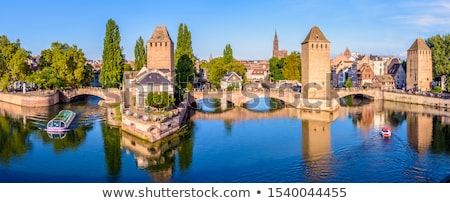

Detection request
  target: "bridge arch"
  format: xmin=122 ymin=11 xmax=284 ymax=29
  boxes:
xmin=59 ymin=88 xmax=121 ymax=103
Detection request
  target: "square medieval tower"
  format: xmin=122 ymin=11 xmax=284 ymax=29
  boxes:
xmin=301 ymin=26 xmax=331 ymax=100
xmin=406 ymin=38 xmax=432 ymax=91
xmin=146 ymin=26 xmax=175 ymax=82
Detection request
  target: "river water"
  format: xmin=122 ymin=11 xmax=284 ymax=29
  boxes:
xmin=0 ymin=96 xmax=449 ymax=183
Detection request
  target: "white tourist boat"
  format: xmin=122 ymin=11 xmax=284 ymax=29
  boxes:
xmin=47 ymin=110 xmax=76 ymax=131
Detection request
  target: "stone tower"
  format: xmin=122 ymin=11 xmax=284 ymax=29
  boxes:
xmin=146 ymin=25 xmax=174 ymax=82
xmin=406 ymin=38 xmax=432 ymax=91
xmin=273 ymin=30 xmax=279 ymax=57
xmin=301 ymin=26 xmax=331 ymax=100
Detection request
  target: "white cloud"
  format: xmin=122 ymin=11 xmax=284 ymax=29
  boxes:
xmin=390 ymin=0 xmax=450 ymax=29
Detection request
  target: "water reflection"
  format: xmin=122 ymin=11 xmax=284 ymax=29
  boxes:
xmin=1 ymin=96 xmax=450 ymax=182
xmin=244 ymin=97 xmax=284 ymax=112
xmin=121 ymin=123 xmax=194 ymax=182
xmin=102 ymin=124 xmax=122 ymax=182
xmin=301 ymin=120 xmax=331 ymax=182
xmin=196 ymin=98 xmax=233 ymax=113
xmin=0 ymin=113 xmax=33 ymax=165
xmin=407 ymin=113 xmax=433 ymax=154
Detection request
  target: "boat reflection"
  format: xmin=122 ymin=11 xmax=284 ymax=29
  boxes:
xmin=47 ymin=131 xmax=67 ymax=139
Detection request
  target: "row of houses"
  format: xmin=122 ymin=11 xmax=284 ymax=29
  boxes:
xmin=331 ymin=48 xmax=406 ymax=90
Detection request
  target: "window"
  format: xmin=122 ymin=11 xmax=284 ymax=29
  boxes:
xmin=312 ymin=44 xmax=314 ymax=49
xmin=150 ymin=43 xmax=152 ymax=47
xmin=165 ymin=42 xmax=167 ymax=46
xmin=155 ymin=43 xmax=157 ymax=47
xmin=160 ymin=42 xmax=162 ymax=46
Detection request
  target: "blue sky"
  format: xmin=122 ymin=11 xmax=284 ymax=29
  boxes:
xmin=1 ymin=0 xmax=449 ymax=60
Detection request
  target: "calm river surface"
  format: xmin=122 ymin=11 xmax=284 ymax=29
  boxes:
xmin=0 ymin=96 xmax=449 ymax=183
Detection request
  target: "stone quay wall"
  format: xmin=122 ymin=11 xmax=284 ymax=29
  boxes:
xmin=0 ymin=91 xmax=60 ymax=107
xmin=383 ymin=91 xmax=450 ymax=109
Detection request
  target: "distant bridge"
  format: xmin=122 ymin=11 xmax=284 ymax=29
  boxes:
xmin=59 ymin=87 xmax=121 ymax=103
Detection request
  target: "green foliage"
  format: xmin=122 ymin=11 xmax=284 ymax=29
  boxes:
xmin=0 ymin=35 xmax=31 ymax=90
xmin=134 ymin=36 xmax=146 ymax=70
xmin=202 ymin=44 xmax=246 ymax=86
xmin=426 ymin=34 xmax=450 ymax=78
xmin=124 ymin=63 xmax=132 ymax=71
xmin=175 ymin=54 xmax=194 ymax=89
xmin=186 ymin=82 xmax=194 ymax=91
xmin=223 ymin=44 xmax=233 ymax=64
xmin=174 ymin=23 xmax=195 ymax=102
xmin=101 ymin=19 xmax=124 ymax=88
xmin=145 ymin=92 xmax=176 ymax=109
xmin=431 ymin=85 xmax=442 ymax=93
xmin=282 ymin=52 xmax=301 ymax=82
xmin=269 ymin=57 xmax=285 ymax=82
xmin=28 ymin=42 xmax=92 ymax=89
xmin=344 ymin=78 xmax=353 ymax=88
xmin=174 ymin=23 xmax=195 ymax=66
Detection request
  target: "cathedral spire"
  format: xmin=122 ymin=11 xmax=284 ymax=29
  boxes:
xmin=273 ymin=30 xmax=279 ymax=57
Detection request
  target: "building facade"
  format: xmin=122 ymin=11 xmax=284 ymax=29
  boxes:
xmin=406 ymin=38 xmax=432 ymax=91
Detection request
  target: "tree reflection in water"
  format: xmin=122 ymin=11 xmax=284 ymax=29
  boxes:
xmin=0 ymin=113 xmax=33 ymax=166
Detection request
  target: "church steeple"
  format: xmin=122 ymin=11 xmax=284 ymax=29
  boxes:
xmin=273 ymin=30 xmax=279 ymax=57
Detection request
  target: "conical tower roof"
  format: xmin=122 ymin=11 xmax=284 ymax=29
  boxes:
xmin=302 ymin=26 xmax=329 ymax=44
xmin=408 ymin=38 xmax=430 ymax=51
xmin=148 ymin=26 xmax=172 ymax=42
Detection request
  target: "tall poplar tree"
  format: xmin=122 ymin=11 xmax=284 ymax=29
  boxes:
xmin=174 ymin=23 xmax=195 ymax=89
xmin=134 ymin=36 xmax=146 ymax=70
xmin=101 ymin=19 xmax=124 ymax=88
xmin=223 ymin=44 xmax=233 ymax=64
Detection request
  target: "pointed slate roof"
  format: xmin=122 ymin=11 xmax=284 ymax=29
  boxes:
xmin=148 ymin=26 xmax=172 ymax=42
xmin=302 ymin=26 xmax=330 ymax=44
xmin=408 ymin=38 xmax=430 ymax=51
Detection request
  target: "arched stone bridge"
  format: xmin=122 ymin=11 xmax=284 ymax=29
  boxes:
xmin=190 ymin=89 xmax=297 ymax=107
xmin=59 ymin=87 xmax=121 ymax=103
xmin=333 ymin=88 xmax=382 ymax=99
xmin=190 ymin=88 xmax=383 ymax=110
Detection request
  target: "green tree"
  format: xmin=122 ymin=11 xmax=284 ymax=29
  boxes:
xmin=426 ymin=34 xmax=450 ymax=78
xmin=344 ymin=77 xmax=353 ymax=88
xmin=174 ymin=23 xmax=194 ymax=66
xmin=175 ymin=55 xmax=194 ymax=89
xmin=282 ymin=52 xmax=301 ymax=82
xmin=134 ymin=36 xmax=146 ymax=70
xmin=101 ymin=19 xmax=124 ymax=88
xmin=269 ymin=57 xmax=285 ymax=82
xmin=174 ymin=23 xmax=195 ymax=103
xmin=31 ymin=42 xmax=91 ymax=88
xmin=223 ymin=44 xmax=233 ymax=64
xmin=145 ymin=92 xmax=175 ymax=109
xmin=0 ymin=35 xmax=31 ymax=90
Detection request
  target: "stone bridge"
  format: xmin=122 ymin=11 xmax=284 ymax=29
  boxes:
xmin=190 ymin=89 xmax=342 ymax=110
xmin=333 ymin=88 xmax=383 ymax=99
xmin=59 ymin=87 xmax=121 ymax=103
xmin=190 ymin=89 xmax=297 ymax=107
